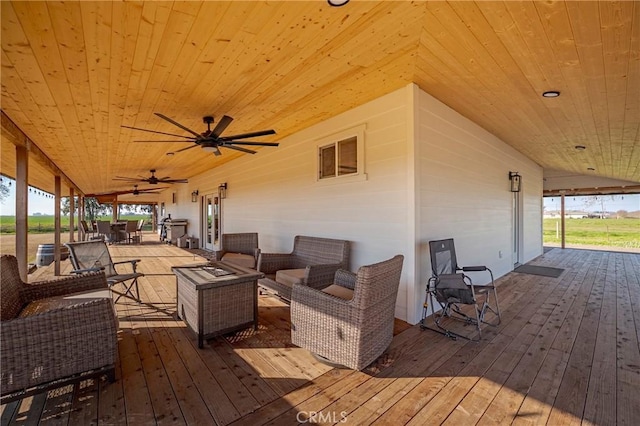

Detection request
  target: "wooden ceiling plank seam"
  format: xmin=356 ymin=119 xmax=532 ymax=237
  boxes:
xmin=480 ymin=1 xmax=593 ymax=152
xmin=223 ymin=3 xmax=422 ymax=128
xmin=563 ymin=0 xmax=611 ymax=171
xmin=621 ymin=2 xmax=640 ymax=180
xmin=158 ymin=2 xmax=259 ymax=116
xmin=416 ymin=14 xmax=562 ymax=163
xmin=1 ymin=110 xmax=82 ymax=194
xmin=47 ymin=1 xmax=98 ymax=168
xmin=11 ymin=2 xmax=86 ymax=158
xmin=121 ymin=1 xmax=174 ymax=165
xmin=106 ymin=1 xmax=143 ymax=192
xmin=533 ymin=1 xmax=613 ymax=175
xmin=196 ymin=2 xmax=382 ymax=118
xmin=80 ymin=1 xmax=112 ymax=190
xmin=599 ymin=0 xmax=636 ymax=178
xmin=0 ymin=3 xmax=72 ymax=155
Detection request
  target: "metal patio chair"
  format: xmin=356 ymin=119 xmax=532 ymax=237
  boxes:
xmin=65 ymin=240 xmax=143 ymax=303
xmin=421 ymin=238 xmax=500 ymax=341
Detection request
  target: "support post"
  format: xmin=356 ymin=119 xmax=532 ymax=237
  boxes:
xmin=560 ymin=193 xmax=566 ymax=249
xmin=15 ymin=145 xmax=28 ymax=281
xmin=69 ymin=187 xmax=75 ymax=242
xmin=54 ymin=176 xmax=61 ymax=276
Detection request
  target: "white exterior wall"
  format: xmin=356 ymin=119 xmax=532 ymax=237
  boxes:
xmin=160 ymin=87 xmax=415 ymax=321
xmin=159 ymin=83 xmax=544 ymax=324
xmin=414 ymin=85 xmax=543 ymax=322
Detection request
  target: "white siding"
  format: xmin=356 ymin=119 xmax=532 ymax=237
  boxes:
xmin=159 ymin=83 xmax=544 ymax=324
xmin=414 ymin=85 xmax=543 ymax=322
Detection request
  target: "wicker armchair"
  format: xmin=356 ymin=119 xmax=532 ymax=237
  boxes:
xmin=1 ymin=255 xmax=119 ymax=403
xmin=290 ymin=254 xmax=404 ymax=370
xmin=257 ymin=235 xmax=350 ymax=300
xmin=215 ymin=232 xmax=260 ymax=269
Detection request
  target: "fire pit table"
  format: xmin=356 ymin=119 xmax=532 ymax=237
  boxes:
xmin=172 ymin=261 xmax=263 ymax=348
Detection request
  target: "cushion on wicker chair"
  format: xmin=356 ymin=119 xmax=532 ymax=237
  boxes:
xmin=275 ymin=269 xmax=306 ymax=288
xmin=222 ymin=252 xmax=256 ymax=269
xmin=19 ymin=289 xmax=112 ymax=317
xmin=321 ymin=284 xmax=354 ymax=300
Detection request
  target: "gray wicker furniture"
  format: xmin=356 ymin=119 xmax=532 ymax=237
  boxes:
xmin=65 ymin=240 xmax=144 ymax=302
xmin=172 ymin=261 xmax=264 ymax=348
xmin=290 ymin=254 xmax=404 ymax=371
xmin=214 ymin=232 xmax=260 ymax=269
xmin=257 ymin=235 xmax=350 ymax=301
xmin=0 ymin=255 xmax=118 ymax=403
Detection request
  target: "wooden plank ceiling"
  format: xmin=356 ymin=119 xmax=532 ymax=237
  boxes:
xmin=1 ymin=1 xmax=638 ymax=197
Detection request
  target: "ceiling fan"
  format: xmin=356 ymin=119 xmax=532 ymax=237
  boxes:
xmin=85 ymin=184 xmax=170 ymax=197
xmin=113 ymin=169 xmax=188 ymax=185
xmin=122 ymin=113 xmax=278 ymax=156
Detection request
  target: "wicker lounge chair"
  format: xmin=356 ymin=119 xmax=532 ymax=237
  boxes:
xmin=0 ymin=255 xmax=118 ymax=403
xmin=215 ymin=232 xmax=260 ymax=269
xmin=65 ymin=240 xmax=144 ymax=302
xmin=290 ymin=254 xmax=404 ymax=370
xmin=257 ymin=235 xmax=350 ymax=301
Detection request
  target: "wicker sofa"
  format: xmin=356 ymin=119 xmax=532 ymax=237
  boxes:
xmin=0 ymin=255 xmax=119 ymax=402
xmin=257 ymin=235 xmax=350 ymax=300
xmin=290 ymin=255 xmax=404 ymax=370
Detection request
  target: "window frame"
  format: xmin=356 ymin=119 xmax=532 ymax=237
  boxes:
xmin=315 ymin=124 xmax=366 ymax=184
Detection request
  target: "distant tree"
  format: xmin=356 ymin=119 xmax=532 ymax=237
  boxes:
xmin=61 ymin=196 xmax=109 ymax=221
xmin=616 ymin=210 xmax=628 ymax=219
xmin=583 ymin=195 xmax=616 ymax=218
xmin=0 ymin=180 xmax=9 ymax=202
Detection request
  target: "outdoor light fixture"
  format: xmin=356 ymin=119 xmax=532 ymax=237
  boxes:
xmin=542 ymin=91 xmax=560 ymax=98
xmin=191 ymin=190 xmax=199 ymax=203
xmin=327 ymin=0 xmax=350 ymax=6
xmin=575 ymin=145 xmax=586 ymax=150
xmin=218 ymin=182 xmax=227 ymax=199
xmin=509 ymin=171 xmax=521 ymax=192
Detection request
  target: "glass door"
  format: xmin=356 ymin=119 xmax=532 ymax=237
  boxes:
xmin=202 ymin=194 xmax=220 ymax=251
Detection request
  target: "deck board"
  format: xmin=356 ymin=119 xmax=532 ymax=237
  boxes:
xmin=3 ymin=243 xmax=640 ymax=425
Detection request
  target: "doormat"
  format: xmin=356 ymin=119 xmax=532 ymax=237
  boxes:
xmin=514 ymin=265 xmax=564 ymax=278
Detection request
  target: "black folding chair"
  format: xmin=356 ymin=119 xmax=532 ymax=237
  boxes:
xmin=421 ymin=238 xmax=500 ymax=341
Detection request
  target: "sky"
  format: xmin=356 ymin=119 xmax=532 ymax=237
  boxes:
xmin=544 ymin=193 xmax=640 ymax=213
xmin=0 ymin=178 xmax=56 ymax=216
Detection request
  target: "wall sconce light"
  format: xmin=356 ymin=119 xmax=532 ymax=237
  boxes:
xmin=509 ymin=172 xmax=521 ymax=192
xmin=191 ymin=190 xmax=199 ymax=203
xmin=218 ymin=182 xmax=227 ymax=199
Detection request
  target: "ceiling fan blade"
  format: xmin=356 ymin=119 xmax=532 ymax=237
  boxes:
xmin=134 ymin=139 xmax=196 ymax=143
xmin=113 ymin=177 xmax=141 ymax=181
xmin=225 ymin=141 xmax=279 ymax=147
xmin=219 ymin=129 xmax=276 ymax=140
xmin=122 ymin=125 xmax=193 ymax=139
xmin=136 ymin=186 xmax=169 ymax=192
xmin=154 ymin=113 xmax=202 ymax=138
xmin=161 ymin=179 xmax=189 ymax=184
xmin=171 ymin=144 xmax=200 ymax=154
xmin=221 ymin=144 xmax=257 ymax=154
xmin=211 ymin=115 xmax=233 ymax=138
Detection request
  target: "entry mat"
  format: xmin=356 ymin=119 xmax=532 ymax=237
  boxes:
xmin=514 ymin=264 xmax=564 ymax=278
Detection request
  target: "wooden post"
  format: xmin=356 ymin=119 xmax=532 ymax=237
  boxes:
xmin=15 ymin=145 xmax=28 ymax=281
xmin=54 ymin=175 xmax=61 ymax=276
xmin=69 ymin=187 xmax=75 ymax=242
xmin=112 ymin=200 xmax=118 ymax=222
xmin=79 ymin=196 xmax=85 ymax=241
xmin=560 ymin=193 xmax=566 ymax=249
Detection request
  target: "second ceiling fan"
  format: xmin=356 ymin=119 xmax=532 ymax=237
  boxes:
xmin=123 ymin=113 xmax=278 ymax=156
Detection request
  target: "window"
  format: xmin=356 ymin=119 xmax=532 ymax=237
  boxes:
xmin=317 ymin=125 xmax=365 ymax=182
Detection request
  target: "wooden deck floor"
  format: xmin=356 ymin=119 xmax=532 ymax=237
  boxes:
xmin=2 ymin=242 xmax=639 ymax=425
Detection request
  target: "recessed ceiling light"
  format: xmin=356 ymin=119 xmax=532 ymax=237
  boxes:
xmin=542 ymin=91 xmax=560 ymax=98
xmin=587 ymin=167 xmax=595 ymax=171
xmin=166 ymin=152 xmax=174 ymax=156
xmin=575 ymin=145 xmax=586 ymax=150
xmin=327 ymin=0 xmax=350 ymax=6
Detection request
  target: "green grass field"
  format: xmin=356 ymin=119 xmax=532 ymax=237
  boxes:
xmin=0 ymin=214 xmax=152 ymax=234
xmin=543 ymin=218 xmax=640 ymax=249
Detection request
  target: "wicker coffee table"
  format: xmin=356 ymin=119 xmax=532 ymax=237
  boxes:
xmin=172 ymin=261 xmax=263 ymax=348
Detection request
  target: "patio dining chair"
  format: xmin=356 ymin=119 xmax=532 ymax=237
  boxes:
xmin=65 ymin=240 xmax=144 ymax=303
